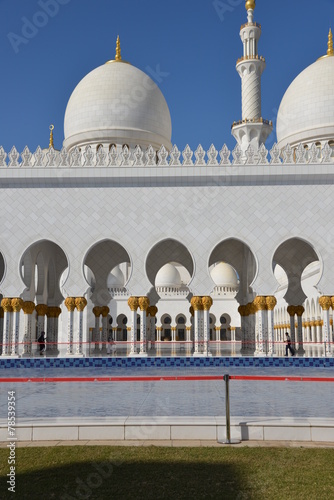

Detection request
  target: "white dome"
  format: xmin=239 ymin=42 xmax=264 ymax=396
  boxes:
xmin=277 ymin=57 xmax=334 ymax=148
xmin=155 ymin=264 xmax=182 ymax=288
xmin=107 ymin=266 xmax=124 ymax=287
xmin=64 ymin=61 xmax=172 ymax=152
xmin=210 ymin=262 xmax=238 ymax=288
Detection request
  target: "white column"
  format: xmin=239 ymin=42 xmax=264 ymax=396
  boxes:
xmin=254 ymin=297 xmax=267 ymax=356
xmin=75 ymin=298 xmax=87 ymax=356
xmin=2 ymin=300 xmax=12 ymax=356
xmin=266 ymin=296 xmax=277 ymax=357
xmin=92 ymin=306 xmax=101 ymax=353
xmin=320 ymin=297 xmax=332 ymax=357
xmin=287 ymin=306 xmax=296 ymax=350
xmin=101 ymin=306 xmax=109 ymax=354
xmin=202 ymin=296 xmax=213 ymax=356
xmin=191 ymin=297 xmax=202 ymax=355
xmin=36 ymin=304 xmax=48 ymax=352
xmin=9 ymin=299 xmax=23 ymax=356
xmin=65 ymin=297 xmax=76 ymax=355
xmin=296 ymin=307 xmax=305 ymax=356
xmin=138 ymin=297 xmax=149 ymax=356
xmin=128 ymin=297 xmax=139 ymax=356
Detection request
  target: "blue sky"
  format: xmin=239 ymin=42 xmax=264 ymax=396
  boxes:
xmin=0 ymin=0 xmax=334 ymax=152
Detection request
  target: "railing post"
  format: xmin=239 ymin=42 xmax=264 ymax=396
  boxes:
xmin=220 ymin=374 xmax=241 ymax=445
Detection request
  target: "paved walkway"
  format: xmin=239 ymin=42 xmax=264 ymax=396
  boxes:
xmin=1 ymin=439 xmax=333 ymax=448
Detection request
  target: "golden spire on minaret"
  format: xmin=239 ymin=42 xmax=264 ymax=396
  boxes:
xmin=115 ymin=35 xmax=122 ymax=61
xmin=327 ymin=28 xmax=334 ymax=56
xmin=245 ymin=0 xmax=255 ymax=10
xmin=49 ymin=124 xmax=54 ymax=149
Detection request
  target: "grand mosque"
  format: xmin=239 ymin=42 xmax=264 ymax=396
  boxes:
xmin=0 ymin=0 xmax=334 ymax=358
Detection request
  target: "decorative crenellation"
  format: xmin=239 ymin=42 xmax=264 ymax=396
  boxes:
xmin=1 ymin=142 xmax=334 ymax=168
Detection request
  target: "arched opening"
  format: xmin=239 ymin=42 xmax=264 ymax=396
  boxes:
xmin=209 ymin=238 xmax=257 ymax=306
xmin=84 ymin=239 xmax=131 ymax=305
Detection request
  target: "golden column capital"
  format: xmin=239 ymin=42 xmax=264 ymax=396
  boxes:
xmin=22 ymin=301 xmax=35 ymax=315
xmin=138 ymin=296 xmax=150 ymax=311
xmin=315 ymin=320 xmax=322 ymax=327
xmin=128 ymin=296 xmax=139 ymax=311
xmin=11 ymin=298 xmax=24 ymax=312
xmin=266 ymin=296 xmax=277 ymax=311
xmin=191 ymin=296 xmax=203 ymax=311
xmin=147 ymin=305 xmax=158 ymax=317
xmin=1 ymin=298 xmax=13 ymax=313
xmin=75 ymin=297 xmax=87 ymax=312
xmin=319 ymin=296 xmax=332 ymax=311
xmin=287 ymin=305 xmax=296 ymax=317
xmin=238 ymin=305 xmax=248 ymax=317
xmin=92 ymin=306 xmax=102 ymax=317
xmin=64 ymin=297 xmax=76 ymax=312
xmin=101 ymin=306 xmax=110 ymax=318
xmin=253 ymin=296 xmax=267 ymax=311
xmin=202 ymin=296 xmax=213 ymax=311
xmin=55 ymin=307 xmax=62 ymax=318
xmin=35 ymin=303 xmax=48 ymax=316
xmin=46 ymin=307 xmax=56 ymax=318
xmin=295 ymin=306 xmax=305 ymax=317
xmin=330 ymin=318 xmax=333 ymax=326
xmin=330 ymin=296 xmax=334 ymax=309
xmin=189 ymin=306 xmax=194 ymax=316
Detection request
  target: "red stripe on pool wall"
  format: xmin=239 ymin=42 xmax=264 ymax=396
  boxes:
xmin=0 ymin=375 xmax=334 ymax=383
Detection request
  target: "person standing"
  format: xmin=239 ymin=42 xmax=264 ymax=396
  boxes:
xmin=38 ymin=331 xmax=46 ymax=355
xmin=285 ymin=332 xmax=295 ymax=356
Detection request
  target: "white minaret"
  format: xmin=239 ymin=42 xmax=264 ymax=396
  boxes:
xmin=232 ymin=1 xmax=272 ymax=153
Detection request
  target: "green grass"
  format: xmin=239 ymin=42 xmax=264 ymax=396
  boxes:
xmin=0 ymin=446 xmax=333 ymax=499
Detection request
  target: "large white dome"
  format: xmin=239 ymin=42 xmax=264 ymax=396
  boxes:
xmin=277 ymin=56 xmax=334 ymax=148
xmin=155 ymin=264 xmax=182 ymax=288
xmin=64 ymin=60 xmax=172 ymax=152
xmin=210 ymin=262 xmax=238 ymax=288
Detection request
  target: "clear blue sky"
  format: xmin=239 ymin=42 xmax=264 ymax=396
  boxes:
xmin=1 ymin=0 xmax=333 ymax=152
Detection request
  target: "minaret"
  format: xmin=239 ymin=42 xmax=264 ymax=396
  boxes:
xmin=232 ymin=1 xmax=272 ymax=153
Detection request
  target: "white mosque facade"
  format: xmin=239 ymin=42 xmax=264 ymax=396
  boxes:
xmin=1 ymin=1 xmax=334 ymax=358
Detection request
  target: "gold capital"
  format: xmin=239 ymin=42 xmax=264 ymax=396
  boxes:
xmin=319 ymin=296 xmax=332 ymax=311
xmin=266 ymin=296 xmax=277 ymax=311
xmin=36 ymin=303 xmax=48 ymax=316
xmin=295 ymin=306 xmax=305 ymax=317
xmin=253 ymin=296 xmax=267 ymax=311
xmin=11 ymin=297 xmax=24 ymax=313
xmin=191 ymin=296 xmax=203 ymax=311
xmin=1 ymin=298 xmax=13 ymax=313
xmin=101 ymin=306 xmax=110 ymax=318
xmin=92 ymin=306 xmax=102 ymax=317
xmin=202 ymin=296 xmax=213 ymax=311
xmin=138 ymin=296 xmax=150 ymax=311
xmin=64 ymin=297 xmax=76 ymax=312
xmin=147 ymin=305 xmax=158 ymax=317
xmin=287 ymin=305 xmax=296 ymax=317
xmin=22 ymin=301 xmax=35 ymax=315
xmin=128 ymin=297 xmax=139 ymax=311
xmin=75 ymin=297 xmax=87 ymax=312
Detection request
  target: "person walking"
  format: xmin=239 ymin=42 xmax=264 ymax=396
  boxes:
xmin=285 ymin=332 xmax=295 ymax=356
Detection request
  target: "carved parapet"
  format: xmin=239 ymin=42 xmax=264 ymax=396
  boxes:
xmin=75 ymin=297 xmax=88 ymax=312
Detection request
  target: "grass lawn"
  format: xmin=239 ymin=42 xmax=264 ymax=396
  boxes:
xmin=0 ymin=446 xmax=333 ymax=499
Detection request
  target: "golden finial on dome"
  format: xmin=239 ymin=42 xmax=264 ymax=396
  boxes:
xmin=245 ymin=0 xmax=255 ymax=10
xmin=115 ymin=35 xmax=122 ymax=61
xmin=49 ymin=124 xmax=54 ymax=149
xmin=327 ymin=28 xmax=334 ymax=56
